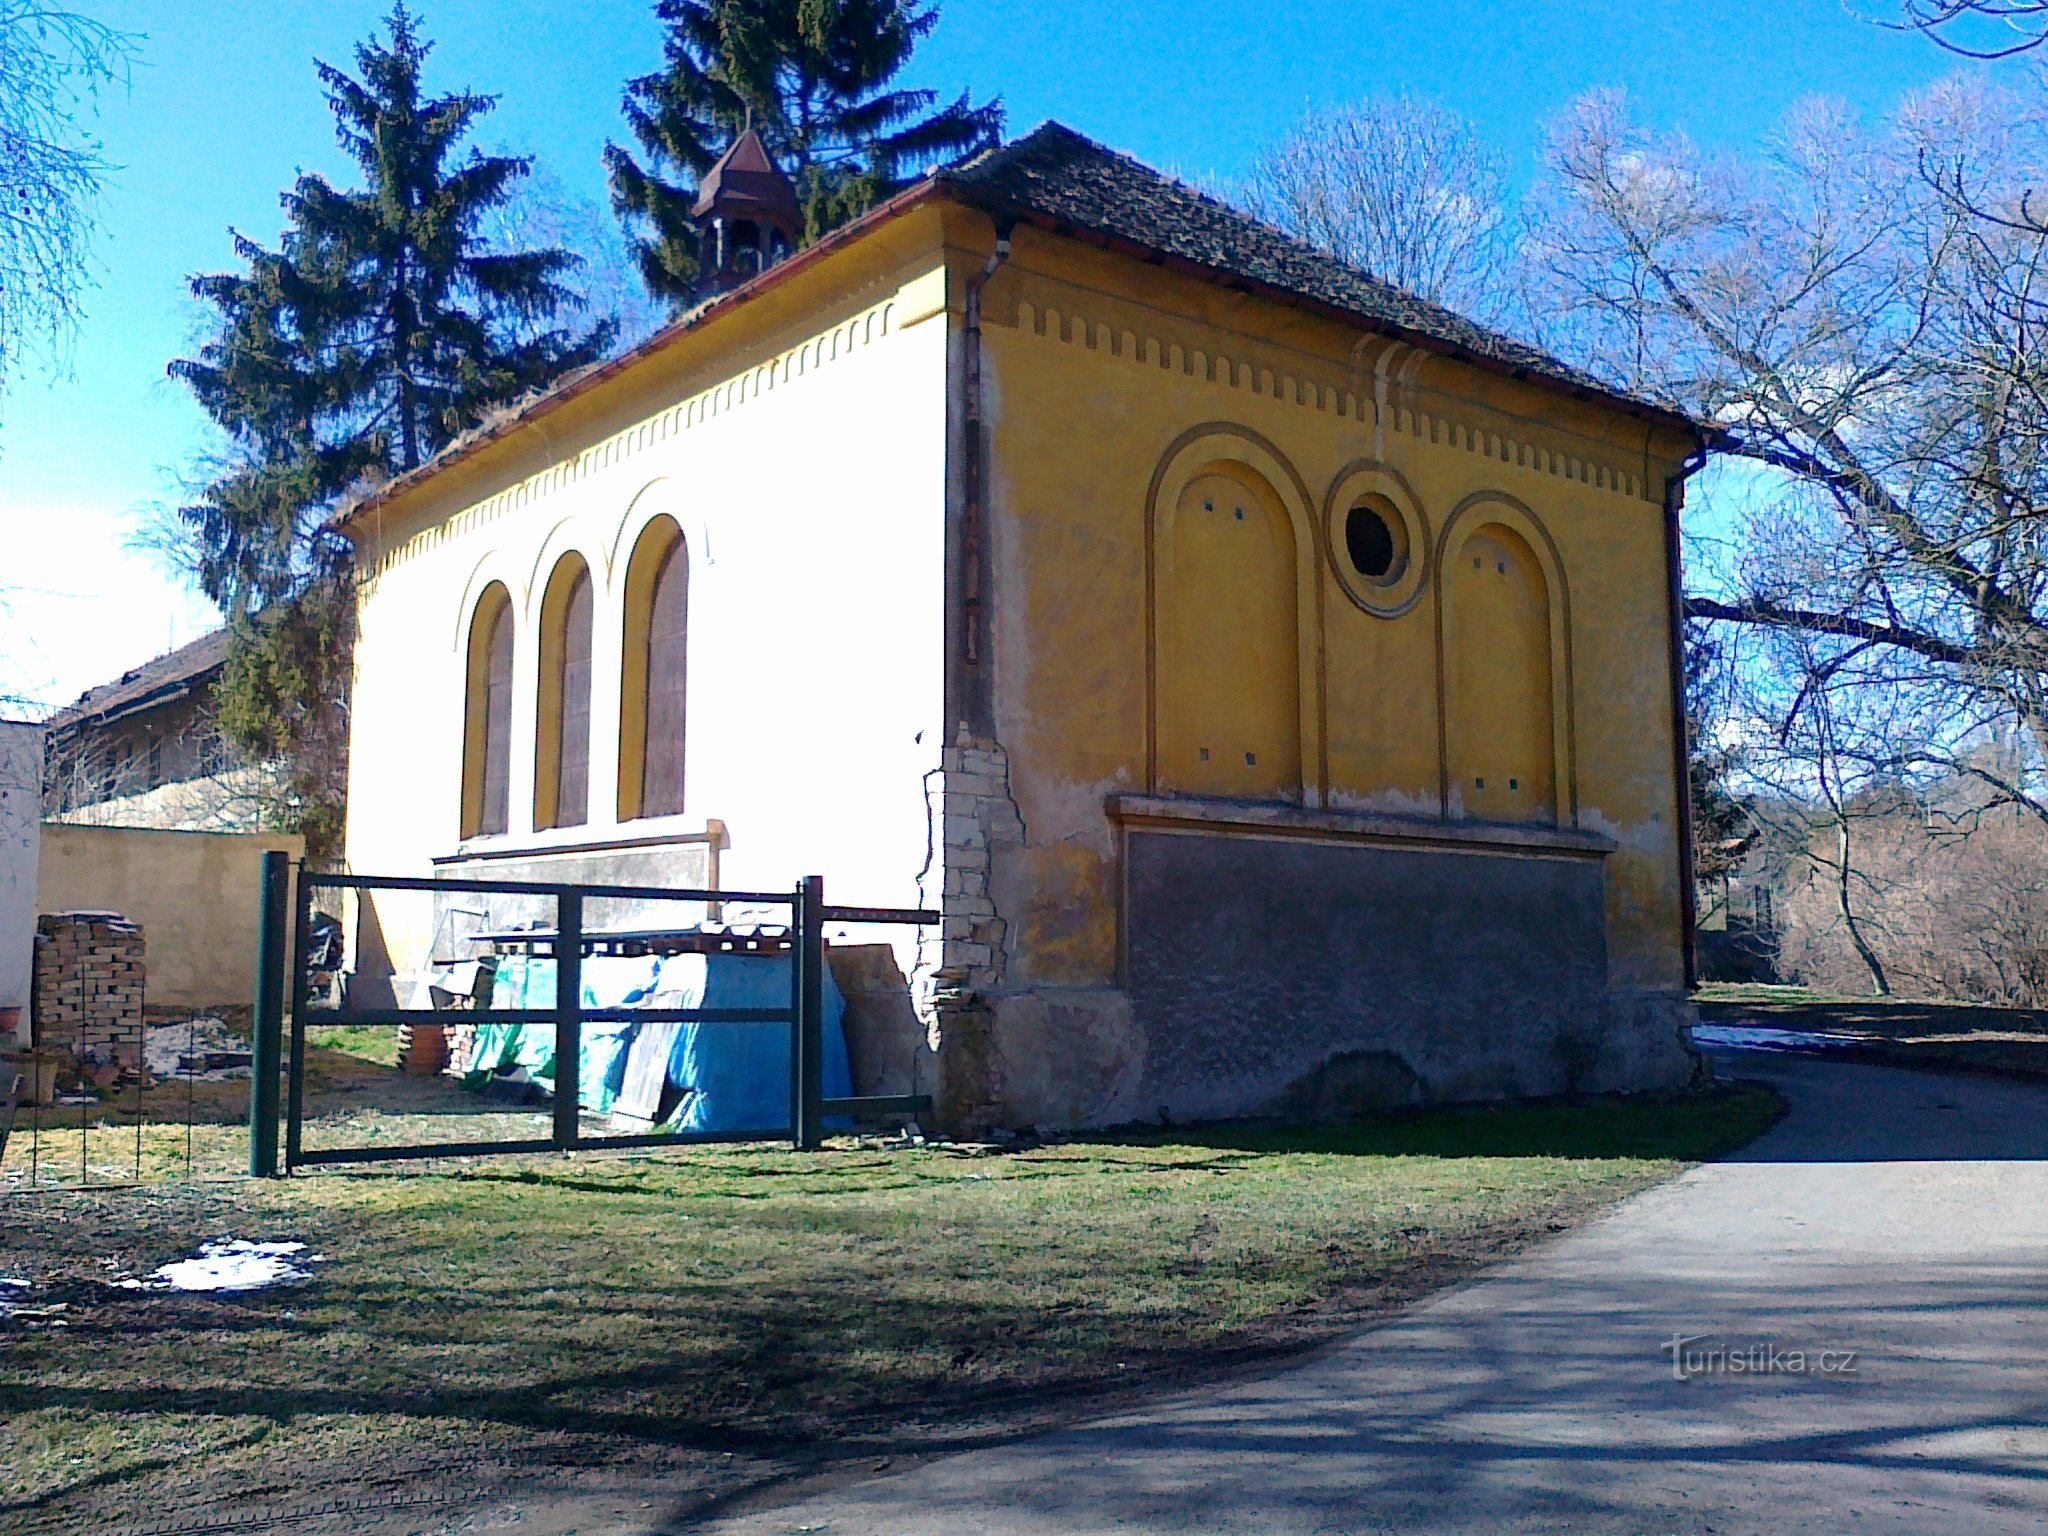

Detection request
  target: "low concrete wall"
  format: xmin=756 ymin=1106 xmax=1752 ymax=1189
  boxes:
xmin=35 ymin=823 xmax=304 ymax=1011
xmin=828 ymin=942 xmax=932 ymax=1099
xmin=422 ymin=828 xmax=726 ymax=966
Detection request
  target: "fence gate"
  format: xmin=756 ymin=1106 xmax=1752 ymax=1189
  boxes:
xmin=249 ymin=854 xmax=932 ymax=1173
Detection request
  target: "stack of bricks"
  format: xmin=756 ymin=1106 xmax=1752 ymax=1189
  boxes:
xmin=31 ymin=911 xmax=147 ymax=1068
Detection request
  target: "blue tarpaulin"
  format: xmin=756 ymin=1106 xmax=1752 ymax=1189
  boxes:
xmin=468 ymin=950 xmax=852 ymax=1134
xmin=644 ymin=952 xmax=853 ymax=1133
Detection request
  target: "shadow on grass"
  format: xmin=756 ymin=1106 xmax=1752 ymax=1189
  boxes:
xmin=1697 ymin=994 xmax=2048 ymax=1038
xmin=268 ymin=1085 xmax=1785 ymax=1208
xmin=1101 ymin=1082 xmax=1785 ymax=1165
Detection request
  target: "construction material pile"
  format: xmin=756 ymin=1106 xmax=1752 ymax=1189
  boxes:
xmin=31 ymin=912 xmax=145 ymax=1069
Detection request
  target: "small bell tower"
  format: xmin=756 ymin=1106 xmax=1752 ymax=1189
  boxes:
xmin=692 ymin=128 xmax=802 ymax=296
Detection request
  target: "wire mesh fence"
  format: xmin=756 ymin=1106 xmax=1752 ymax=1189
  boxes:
xmin=2 ymin=1010 xmax=256 ymax=1191
xmin=3 ymin=856 xmax=938 ymax=1190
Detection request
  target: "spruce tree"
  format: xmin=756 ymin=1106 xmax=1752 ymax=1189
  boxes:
xmin=171 ymin=4 xmax=611 ymax=853
xmin=606 ymin=0 xmax=1001 ymax=300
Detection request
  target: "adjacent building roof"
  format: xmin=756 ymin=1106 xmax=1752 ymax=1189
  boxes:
xmin=337 ymin=121 xmax=1704 ymax=530
xmin=47 ymin=627 xmax=229 ymax=733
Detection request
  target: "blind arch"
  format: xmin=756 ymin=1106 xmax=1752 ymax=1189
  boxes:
xmin=535 ymin=554 xmax=594 ymax=830
xmin=461 ymin=582 xmax=515 ymax=838
xmin=618 ymin=516 xmax=688 ymax=821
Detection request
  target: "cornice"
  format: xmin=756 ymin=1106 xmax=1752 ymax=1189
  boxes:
xmin=1004 ymin=270 xmax=1657 ymax=504
xmin=357 ymin=292 xmax=902 ymax=589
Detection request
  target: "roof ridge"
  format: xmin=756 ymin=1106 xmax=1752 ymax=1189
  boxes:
xmin=946 ymin=118 xmax=1620 ymax=403
xmin=334 ymin=118 xmax=1702 ymax=531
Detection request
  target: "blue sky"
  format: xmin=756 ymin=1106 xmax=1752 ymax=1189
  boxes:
xmin=0 ymin=0 xmax=1966 ymax=710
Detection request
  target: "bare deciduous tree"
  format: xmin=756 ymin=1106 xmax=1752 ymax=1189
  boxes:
xmin=1240 ymin=94 xmax=1514 ymax=320
xmin=478 ymin=155 xmax=668 ymax=354
xmin=1528 ymin=81 xmax=2048 ymax=827
xmin=1893 ymin=1 xmax=2048 ymax=57
xmin=0 ymin=3 xmax=133 ymax=425
xmin=1774 ymin=766 xmax=2048 ymax=1003
xmin=41 ymin=705 xmax=278 ymax=832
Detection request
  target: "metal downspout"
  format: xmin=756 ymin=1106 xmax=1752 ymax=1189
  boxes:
xmin=1664 ymin=440 xmax=1711 ymax=991
xmin=959 ymin=216 xmax=1014 ymax=728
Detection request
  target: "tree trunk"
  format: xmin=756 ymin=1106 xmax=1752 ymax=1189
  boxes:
xmin=1835 ymin=816 xmax=1890 ymax=997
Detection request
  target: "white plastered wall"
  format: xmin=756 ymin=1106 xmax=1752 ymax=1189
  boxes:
xmin=343 ymin=270 xmax=950 ymax=986
xmin=0 ymin=719 xmax=44 ymax=1043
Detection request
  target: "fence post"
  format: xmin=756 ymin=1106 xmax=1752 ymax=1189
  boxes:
xmin=794 ymin=874 xmax=825 ymax=1151
xmin=553 ymin=890 xmax=584 ymax=1150
xmin=283 ymin=866 xmax=314 ymax=1174
xmin=249 ymin=850 xmax=288 ymax=1178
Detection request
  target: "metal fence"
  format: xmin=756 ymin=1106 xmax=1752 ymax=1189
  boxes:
xmin=253 ymin=854 xmax=934 ymax=1174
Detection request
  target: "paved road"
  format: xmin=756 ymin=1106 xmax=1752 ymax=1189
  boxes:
xmin=695 ymin=1053 xmax=2048 ymax=1535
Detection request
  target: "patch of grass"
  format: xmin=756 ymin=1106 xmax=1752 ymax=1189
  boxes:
xmin=302 ymin=1024 xmax=401 ymax=1069
xmin=1694 ymin=982 xmax=1873 ymax=1005
xmin=0 ymin=1083 xmax=1781 ymax=1530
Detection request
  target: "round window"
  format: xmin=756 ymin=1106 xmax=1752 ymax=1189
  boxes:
xmin=1344 ymin=501 xmax=1404 ymax=583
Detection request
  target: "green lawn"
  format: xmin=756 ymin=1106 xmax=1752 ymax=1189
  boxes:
xmin=0 ymin=1084 xmax=1781 ymax=1532
xmin=302 ymin=1023 xmax=402 ymax=1069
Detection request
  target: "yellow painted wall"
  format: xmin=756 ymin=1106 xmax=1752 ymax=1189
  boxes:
xmin=1445 ymin=523 xmax=1555 ymax=823
xmin=1156 ymin=468 xmax=1302 ymax=800
xmin=341 ymin=208 xmax=956 ymax=990
xmin=36 ymin=823 xmax=304 ymax=1009
xmin=966 ymin=219 xmax=1696 ymax=995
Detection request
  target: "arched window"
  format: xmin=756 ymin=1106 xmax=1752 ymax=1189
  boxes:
xmin=461 ymin=583 xmax=514 ymax=838
xmin=618 ymin=516 xmax=688 ymax=821
xmin=1446 ymin=523 xmax=1556 ymax=824
xmin=534 ymin=555 xmax=593 ymax=830
xmin=1155 ymin=466 xmax=1301 ymax=801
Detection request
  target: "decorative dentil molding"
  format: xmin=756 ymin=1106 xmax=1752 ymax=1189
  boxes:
xmin=1009 ymin=282 xmax=1653 ymax=505
xmin=358 ymin=295 xmax=901 ymax=589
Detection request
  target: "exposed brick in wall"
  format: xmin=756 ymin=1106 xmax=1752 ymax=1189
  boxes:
xmin=936 ymin=731 xmax=1024 ymax=991
xmin=928 ymin=729 xmax=1025 ymax=1130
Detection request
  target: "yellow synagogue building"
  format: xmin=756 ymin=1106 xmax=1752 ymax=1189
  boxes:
xmin=334 ymin=123 xmax=1711 ymax=1131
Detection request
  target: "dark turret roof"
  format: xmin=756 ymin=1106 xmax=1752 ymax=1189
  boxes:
xmin=691 ymin=128 xmax=802 ymax=231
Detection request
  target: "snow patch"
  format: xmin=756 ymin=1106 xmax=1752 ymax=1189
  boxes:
xmin=1692 ymin=1023 xmax=1860 ymax=1052
xmin=142 ymin=1016 xmax=253 ymax=1081
xmin=118 ymin=1240 xmax=323 ymax=1293
xmin=1 ymin=1276 xmax=67 ymax=1327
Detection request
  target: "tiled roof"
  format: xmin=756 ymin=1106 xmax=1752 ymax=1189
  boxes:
xmin=941 ymin=122 xmax=1632 ymax=410
xmin=48 ymin=627 xmax=229 ymax=731
xmin=336 ymin=122 xmax=1701 ymax=529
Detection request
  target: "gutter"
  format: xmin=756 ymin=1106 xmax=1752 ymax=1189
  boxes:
xmin=1662 ymin=439 xmax=1712 ymax=992
xmin=958 ymin=214 xmax=1015 ymax=722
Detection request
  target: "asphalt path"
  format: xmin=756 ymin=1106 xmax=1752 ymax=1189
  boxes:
xmin=694 ymin=1050 xmax=2048 ymax=1535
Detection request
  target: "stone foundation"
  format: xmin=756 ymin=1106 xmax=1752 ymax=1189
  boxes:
xmin=930 ymin=806 xmax=1701 ymax=1133
xmin=926 ymin=730 xmax=1025 ymax=1132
